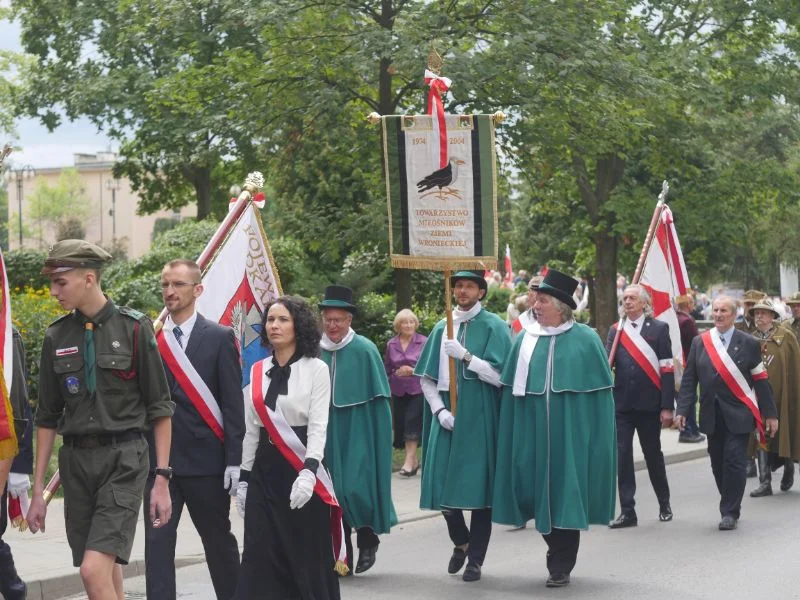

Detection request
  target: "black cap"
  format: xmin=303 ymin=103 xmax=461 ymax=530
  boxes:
xmin=318 ymin=285 xmax=357 ymax=314
xmin=536 ymin=269 xmax=578 ymax=309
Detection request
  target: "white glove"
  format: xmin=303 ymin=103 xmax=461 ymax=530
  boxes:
xmin=437 ymin=409 xmax=455 ymax=431
xmin=7 ymin=473 xmax=31 ymax=497
xmin=289 ymin=469 xmax=316 ymax=510
xmin=224 ymin=466 xmax=241 ymax=496
xmin=236 ymin=482 xmax=248 ymax=519
xmin=443 ymin=339 xmax=468 ymax=360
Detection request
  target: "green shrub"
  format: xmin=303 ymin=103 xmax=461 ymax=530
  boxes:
xmin=483 ymin=285 xmax=513 ymax=315
xmin=12 ymin=287 xmax=65 ymax=405
xmin=5 ymin=249 xmax=48 ymax=291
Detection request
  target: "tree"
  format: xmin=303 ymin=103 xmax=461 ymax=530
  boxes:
xmin=10 ymin=0 xmax=263 ymax=218
xmin=25 ymin=168 xmax=91 ymax=248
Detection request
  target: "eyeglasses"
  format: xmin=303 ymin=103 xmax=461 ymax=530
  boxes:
xmin=323 ymin=317 xmax=349 ymax=326
xmin=161 ymin=281 xmax=200 ymax=290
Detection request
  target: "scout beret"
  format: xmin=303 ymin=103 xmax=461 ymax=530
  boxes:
xmin=42 ymin=239 xmax=113 ymax=275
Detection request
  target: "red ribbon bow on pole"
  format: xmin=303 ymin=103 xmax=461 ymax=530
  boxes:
xmin=424 ymin=69 xmax=452 ymax=169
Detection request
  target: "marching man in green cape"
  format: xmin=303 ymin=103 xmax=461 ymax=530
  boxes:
xmin=492 ymin=269 xmax=617 ymax=588
xmin=319 ymin=285 xmax=397 ymax=575
xmin=414 ymin=270 xmax=511 ymax=583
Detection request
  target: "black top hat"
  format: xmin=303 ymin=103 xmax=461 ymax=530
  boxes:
xmin=318 ymin=285 xmax=357 ymax=314
xmin=536 ymin=269 xmax=578 ymax=309
xmin=450 ymin=270 xmax=488 ymax=292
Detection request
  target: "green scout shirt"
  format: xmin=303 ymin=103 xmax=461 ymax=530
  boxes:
xmin=36 ymin=299 xmax=174 ymax=435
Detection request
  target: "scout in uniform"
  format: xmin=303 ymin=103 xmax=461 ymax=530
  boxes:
xmin=26 ymin=240 xmax=175 ymax=600
xmin=785 ymin=292 xmax=800 ymax=340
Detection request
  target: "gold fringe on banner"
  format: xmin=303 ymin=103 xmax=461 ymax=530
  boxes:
xmin=390 ymin=255 xmax=497 ymax=272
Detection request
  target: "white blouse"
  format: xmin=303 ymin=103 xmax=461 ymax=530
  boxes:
xmin=240 ymin=356 xmax=331 ymax=471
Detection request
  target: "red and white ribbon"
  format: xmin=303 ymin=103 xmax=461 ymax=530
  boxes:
xmin=614 ymin=322 xmax=661 ymax=389
xmin=157 ymin=329 xmax=225 ymax=442
xmin=250 ymin=360 xmax=347 ymax=569
xmin=424 ymin=69 xmax=451 ymax=169
xmin=701 ymin=329 xmax=766 ymax=445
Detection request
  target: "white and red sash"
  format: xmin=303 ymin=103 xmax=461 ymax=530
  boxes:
xmin=250 ymin=359 xmax=348 ymax=572
xmin=613 ymin=321 xmax=674 ymax=389
xmin=701 ymin=329 xmax=767 ymax=445
xmin=157 ymin=329 xmax=224 ymax=442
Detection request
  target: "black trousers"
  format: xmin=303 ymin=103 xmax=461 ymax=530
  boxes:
xmin=342 ymin=516 xmax=380 ymax=570
xmin=0 ymin=487 xmax=26 ymax=598
xmin=707 ymin=405 xmax=750 ymax=519
xmin=392 ymin=394 xmax=423 ymax=449
xmin=145 ymin=475 xmax=240 ymax=600
xmin=616 ymin=410 xmax=670 ymax=514
xmin=442 ymin=508 xmax=492 ymax=566
xmin=542 ymin=528 xmax=580 ymax=574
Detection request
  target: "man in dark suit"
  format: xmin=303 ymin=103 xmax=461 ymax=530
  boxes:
xmin=606 ymin=285 xmax=675 ymax=529
xmin=676 ymin=295 xmax=778 ymax=531
xmin=145 ymin=259 xmax=244 ymax=599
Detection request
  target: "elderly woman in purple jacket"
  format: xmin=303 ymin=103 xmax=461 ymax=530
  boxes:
xmin=384 ymin=309 xmax=427 ymax=476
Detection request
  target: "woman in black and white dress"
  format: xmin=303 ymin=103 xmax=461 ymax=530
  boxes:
xmin=234 ymin=295 xmax=341 ymax=599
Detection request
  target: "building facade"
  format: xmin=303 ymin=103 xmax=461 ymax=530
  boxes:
xmin=5 ymin=151 xmax=196 ymax=257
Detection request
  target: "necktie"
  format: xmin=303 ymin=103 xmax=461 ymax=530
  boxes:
xmin=84 ymin=322 xmax=96 ymax=395
xmin=719 ymin=334 xmax=727 ymax=348
xmin=174 ymin=326 xmax=184 ymax=348
xmin=631 ymin=322 xmax=638 ymax=328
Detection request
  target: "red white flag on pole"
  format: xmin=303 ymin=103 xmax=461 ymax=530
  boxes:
xmin=504 ymin=244 xmax=513 ymax=285
xmin=639 ymin=206 xmax=690 ymax=362
xmin=0 ymin=247 xmax=16 ymax=460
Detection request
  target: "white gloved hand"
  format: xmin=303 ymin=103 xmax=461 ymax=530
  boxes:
xmin=443 ymin=339 xmax=468 ymax=360
xmin=224 ymin=466 xmax=241 ymax=496
xmin=437 ymin=409 xmax=455 ymax=431
xmin=236 ymin=482 xmax=248 ymax=519
xmin=289 ymin=469 xmax=316 ymax=510
xmin=7 ymin=473 xmax=31 ymax=497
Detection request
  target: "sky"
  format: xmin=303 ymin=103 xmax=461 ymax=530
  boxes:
xmin=1 ymin=6 xmax=114 ymax=169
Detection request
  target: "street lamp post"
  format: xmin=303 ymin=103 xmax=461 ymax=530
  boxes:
xmin=4 ymin=165 xmax=36 ymax=249
xmin=105 ymin=178 xmax=121 ymax=243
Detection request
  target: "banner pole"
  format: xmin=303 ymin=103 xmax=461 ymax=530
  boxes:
xmin=608 ymin=181 xmax=669 ymax=368
xmin=444 ymin=269 xmax=457 ymax=416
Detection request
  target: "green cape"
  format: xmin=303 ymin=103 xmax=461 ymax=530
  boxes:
xmin=322 ymin=334 xmax=397 ymax=532
xmin=415 ymin=309 xmax=511 ymax=510
xmin=492 ymin=323 xmax=617 ymax=533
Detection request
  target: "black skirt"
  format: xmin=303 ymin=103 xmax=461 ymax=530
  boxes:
xmin=234 ymin=428 xmax=341 ymax=600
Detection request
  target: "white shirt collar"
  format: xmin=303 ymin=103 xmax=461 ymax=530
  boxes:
xmin=630 ymin=313 xmax=646 ymax=329
xmin=166 ymin=311 xmax=198 ymax=344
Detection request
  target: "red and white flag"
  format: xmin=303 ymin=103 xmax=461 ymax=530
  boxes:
xmin=639 ymin=206 xmax=690 ymax=362
xmin=0 ymin=247 xmax=16 ymax=461
xmin=504 ymin=244 xmax=513 ymax=285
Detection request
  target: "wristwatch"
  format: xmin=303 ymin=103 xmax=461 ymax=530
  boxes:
xmin=155 ymin=467 xmax=173 ymax=480
xmin=463 ymin=351 xmax=473 ymax=365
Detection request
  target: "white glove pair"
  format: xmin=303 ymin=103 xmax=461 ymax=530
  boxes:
xmin=7 ymin=473 xmax=31 ymax=497
xmin=437 ymin=409 xmax=455 ymax=431
xmin=236 ymin=481 xmax=248 ymax=519
xmin=224 ymin=466 xmax=240 ymax=496
xmin=289 ymin=469 xmax=316 ymax=510
xmin=443 ymin=339 xmax=468 ymax=361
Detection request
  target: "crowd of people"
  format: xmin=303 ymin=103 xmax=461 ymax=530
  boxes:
xmin=0 ymin=239 xmax=795 ymax=599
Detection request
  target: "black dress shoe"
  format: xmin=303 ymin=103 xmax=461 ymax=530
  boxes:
xmin=659 ymin=503 xmax=673 ymax=522
xmin=678 ymin=432 xmax=706 ymax=443
xmin=608 ymin=512 xmax=638 ymax=529
xmin=448 ymin=547 xmax=468 ymax=574
xmin=718 ymin=516 xmax=737 ymax=530
xmin=355 ymin=546 xmax=377 ymax=573
xmin=546 ymin=572 xmax=571 ymax=587
xmin=462 ymin=562 xmax=481 ymax=582
xmin=781 ymin=465 xmax=795 ymax=491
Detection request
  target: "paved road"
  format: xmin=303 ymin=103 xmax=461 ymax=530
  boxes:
xmin=62 ymin=458 xmax=800 ymax=599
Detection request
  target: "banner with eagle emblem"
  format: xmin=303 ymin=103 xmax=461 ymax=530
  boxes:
xmin=381 ymin=114 xmax=498 ymax=270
